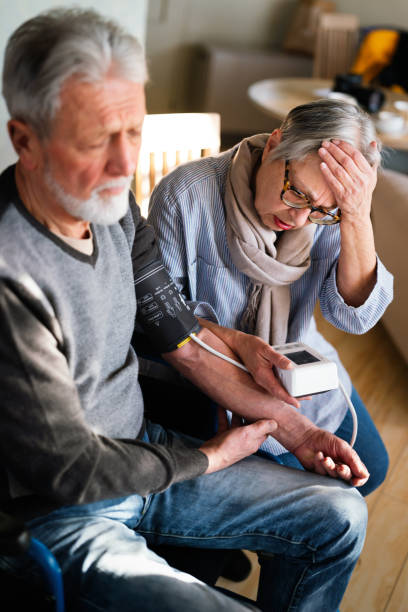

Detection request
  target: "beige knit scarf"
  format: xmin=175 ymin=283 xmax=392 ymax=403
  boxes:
xmin=224 ymin=134 xmax=316 ymax=344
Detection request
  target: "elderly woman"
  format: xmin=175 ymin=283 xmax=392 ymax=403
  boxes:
xmin=148 ymin=99 xmax=392 ymax=496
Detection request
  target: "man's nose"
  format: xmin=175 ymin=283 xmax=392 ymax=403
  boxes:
xmin=107 ymin=135 xmax=138 ymax=177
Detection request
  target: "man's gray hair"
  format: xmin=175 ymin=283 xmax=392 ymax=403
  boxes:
xmin=270 ymin=99 xmax=381 ymax=166
xmin=2 ymin=7 xmax=147 ymax=138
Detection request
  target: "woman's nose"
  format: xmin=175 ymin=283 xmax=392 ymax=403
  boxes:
xmin=289 ymin=207 xmax=311 ymax=226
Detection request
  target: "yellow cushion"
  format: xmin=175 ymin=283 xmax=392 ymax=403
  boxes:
xmin=351 ymin=29 xmax=399 ymax=84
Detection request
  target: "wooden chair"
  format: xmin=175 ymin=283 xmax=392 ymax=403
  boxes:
xmin=134 ymin=112 xmax=221 ymax=217
xmin=132 ymin=111 xmax=253 ymax=587
xmin=313 ymin=13 xmax=360 ymax=79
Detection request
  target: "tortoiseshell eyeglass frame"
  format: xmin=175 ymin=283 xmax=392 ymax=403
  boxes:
xmin=280 ymin=160 xmax=341 ymax=225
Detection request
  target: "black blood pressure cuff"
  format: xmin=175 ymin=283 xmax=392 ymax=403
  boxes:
xmin=134 ymin=260 xmax=201 ymax=353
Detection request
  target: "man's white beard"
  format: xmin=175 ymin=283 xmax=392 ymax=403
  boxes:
xmin=45 ymin=169 xmax=133 ymax=225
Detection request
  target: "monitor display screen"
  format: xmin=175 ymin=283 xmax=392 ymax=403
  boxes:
xmin=287 ymin=350 xmax=320 ymax=365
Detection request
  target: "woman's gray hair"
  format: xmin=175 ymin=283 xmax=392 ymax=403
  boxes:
xmin=2 ymin=7 xmax=147 ymax=138
xmin=269 ymin=99 xmax=382 ymax=166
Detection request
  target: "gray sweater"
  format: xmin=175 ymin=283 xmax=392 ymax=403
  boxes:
xmin=0 ymin=165 xmax=207 ymax=520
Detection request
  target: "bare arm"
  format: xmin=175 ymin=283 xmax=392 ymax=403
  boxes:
xmin=163 ymin=326 xmax=369 ymax=485
xmin=197 ymin=317 xmax=302 ymax=408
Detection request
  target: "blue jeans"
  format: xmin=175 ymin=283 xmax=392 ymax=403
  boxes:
xmin=0 ymin=420 xmax=367 ymax=612
xmin=261 ymin=387 xmax=389 ymax=497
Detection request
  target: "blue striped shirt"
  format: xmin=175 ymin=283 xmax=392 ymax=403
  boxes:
xmin=148 ymin=147 xmax=394 ymax=455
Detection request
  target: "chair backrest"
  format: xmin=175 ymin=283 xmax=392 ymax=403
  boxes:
xmin=134 ymin=112 xmax=221 ymax=217
xmin=313 ymin=13 xmax=360 ymax=79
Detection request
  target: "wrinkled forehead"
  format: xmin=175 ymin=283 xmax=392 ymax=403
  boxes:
xmin=49 ymin=76 xmax=145 ymax=136
xmin=282 ymin=153 xmax=336 ymax=204
xmin=265 ymin=152 xmax=323 ymax=186
xmin=288 ymin=153 xmax=323 ymax=182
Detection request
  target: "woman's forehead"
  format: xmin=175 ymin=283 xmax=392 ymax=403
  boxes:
xmin=288 ymin=154 xmax=336 ymax=205
xmin=289 ymin=154 xmax=324 ymax=188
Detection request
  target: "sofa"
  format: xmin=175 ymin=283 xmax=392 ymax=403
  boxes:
xmin=190 ymin=44 xmax=313 ymax=137
xmin=371 ymin=167 xmax=408 ymax=363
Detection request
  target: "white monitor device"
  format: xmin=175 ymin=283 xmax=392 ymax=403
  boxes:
xmin=273 ymin=342 xmax=338 ymax=397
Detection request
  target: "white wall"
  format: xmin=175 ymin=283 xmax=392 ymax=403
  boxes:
xmin=145 ymin=0 xmax=296 ymax=113
xmin=0 ymin=0 xmax=148 ymax=169
xmin=336 ymin=0 xmax=408 ymax=29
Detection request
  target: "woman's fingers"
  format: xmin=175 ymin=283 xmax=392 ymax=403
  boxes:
xmin=318 ymin=139 xmax=377 ymax=218
xmin=318 ymin=140 xmax=377 ymax=192
xmin=324 ymin=139 xmax=375 ymax=173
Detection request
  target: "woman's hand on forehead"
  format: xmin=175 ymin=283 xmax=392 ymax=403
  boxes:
xmin=317 ymin=139 xmax=378 ymax=221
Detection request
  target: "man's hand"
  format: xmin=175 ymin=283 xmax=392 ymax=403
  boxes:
xmin=200 ymin=419 xmax=278 ymax=474
xmin=292 ymin=428 xmax=369 ymax=487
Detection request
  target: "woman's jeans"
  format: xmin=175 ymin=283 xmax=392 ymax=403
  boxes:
xmin=0 ymin=420 xmax=367 ymax=612
xmin=262 ymin=386 xmax=389 ymax=497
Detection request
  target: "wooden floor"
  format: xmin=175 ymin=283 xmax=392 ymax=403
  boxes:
xmin=216 ymin=308 xmax=408 ymax=611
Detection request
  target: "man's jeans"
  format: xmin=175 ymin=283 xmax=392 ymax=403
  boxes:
xmin=0 ymin=421 xmax=367 ymax=611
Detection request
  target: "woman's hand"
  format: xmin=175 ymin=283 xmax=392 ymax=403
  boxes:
xmin=196 ymin=318 xmax=306 ymax=408
xmin=318 ymin=139 xmax=379 ymax=222
xmin=318 ymin=139 xmax=379 ymax=306
xmin=230 ymin=331 xmax=304 ymax=409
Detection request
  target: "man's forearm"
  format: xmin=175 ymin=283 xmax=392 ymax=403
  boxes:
xmin=162 ymin=326 xmax=318 ymax=451
xmin=197 ymin=317 xmax=243 ymax=353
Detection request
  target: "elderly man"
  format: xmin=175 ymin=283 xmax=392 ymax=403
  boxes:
xmin=0 ymin=8 xmax=369 ymax=612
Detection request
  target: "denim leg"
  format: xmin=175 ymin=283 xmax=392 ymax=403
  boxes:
xmin=334 ymin=387 xmax=389 ymax=496
xmin=257 ymin=386 xmax=389 ymax=497
xmin=0 ymin=494 xmax=257 ymax=612
xmin=0 ymin=421 xmax=367 ymax=612
xmin=138 ymin=424 xmax=367 ymax=612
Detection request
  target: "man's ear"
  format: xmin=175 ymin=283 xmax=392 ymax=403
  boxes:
xmin=7 ymin=119 xmax=43 ymax=170
xmin=262 ymin=128 xmax=282 ymax=162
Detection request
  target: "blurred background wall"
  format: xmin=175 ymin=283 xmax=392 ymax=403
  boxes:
xmin=145 ymin=0 xmax=297 ymax=114
xmin=145 ymin=0 xmax=408 ymax=114
xmin=1 ymin=0 xmax=407 ymax=167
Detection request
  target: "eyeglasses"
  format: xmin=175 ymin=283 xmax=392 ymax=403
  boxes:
xmin=280 ymin=160 xmax=341 ymax=226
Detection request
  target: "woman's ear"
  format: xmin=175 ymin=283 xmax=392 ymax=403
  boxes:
xmin=7 ymin=119 xmax=43 ymax=170
xmin=262 ymin=129 xmax=282 ymax=162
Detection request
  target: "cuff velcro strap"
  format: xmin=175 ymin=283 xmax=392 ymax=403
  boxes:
xmin=135 ymin=259 xmax=201 ymax=353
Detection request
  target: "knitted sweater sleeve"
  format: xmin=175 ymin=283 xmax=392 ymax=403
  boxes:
xmin=0 ymin=276 xmax=208 ymax=515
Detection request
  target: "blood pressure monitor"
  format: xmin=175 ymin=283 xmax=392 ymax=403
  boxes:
xmin=272 ymin=342 xmax=338 ymax=397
